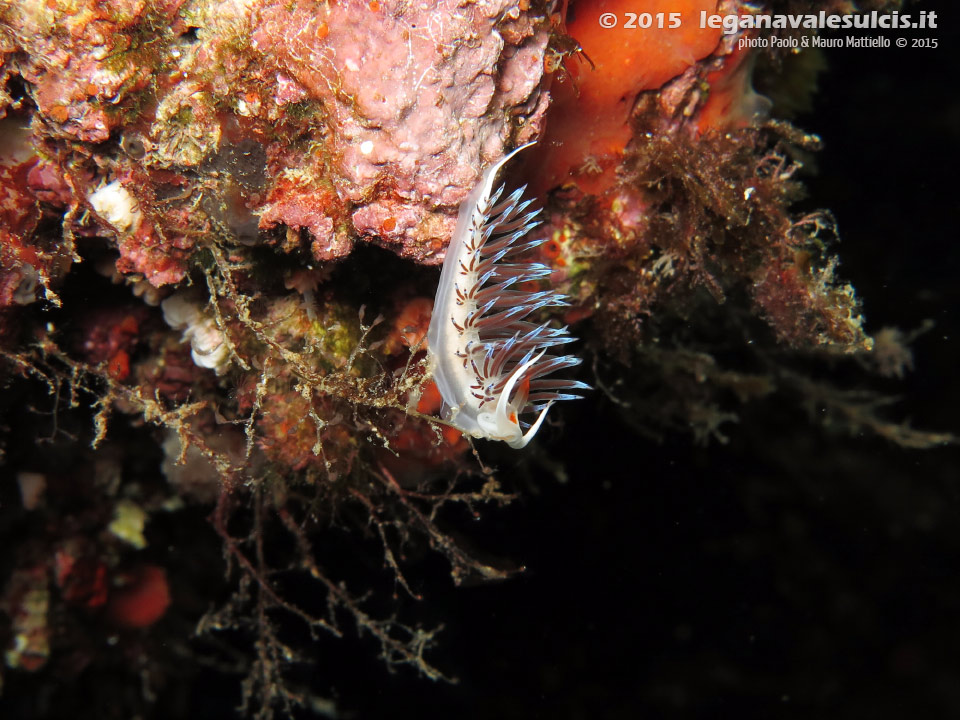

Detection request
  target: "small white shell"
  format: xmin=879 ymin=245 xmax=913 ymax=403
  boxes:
xmin=87 ymin=180 xmax=142 ymax=232
xmin=161 ymin=293 xmax=232 ymax=375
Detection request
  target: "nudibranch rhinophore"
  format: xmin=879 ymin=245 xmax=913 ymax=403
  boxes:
xmin=426 ymin=143 xmax=588 ymax=449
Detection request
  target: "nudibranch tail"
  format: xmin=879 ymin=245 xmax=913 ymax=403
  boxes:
xmin=426 ymin=142 xmax=588 ymax=449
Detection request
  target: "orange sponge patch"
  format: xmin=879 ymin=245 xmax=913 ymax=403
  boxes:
xmin=540 ymin=0 xmax=723 ymax=193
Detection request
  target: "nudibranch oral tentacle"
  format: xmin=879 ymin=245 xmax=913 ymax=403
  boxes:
xmin=426 ymin=142 xmax=588 ymax=449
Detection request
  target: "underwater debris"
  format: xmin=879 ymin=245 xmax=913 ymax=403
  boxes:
xmin=1 ymin=567 xmax=50 ymax=673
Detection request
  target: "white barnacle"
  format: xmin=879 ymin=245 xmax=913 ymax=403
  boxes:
xmin=426 ymin=142 xmax=588 ymax=449
xmin=87 ymin=180 xmax=142 ymax=232
xmin=161 ymin=293 xmax=232 ymax=375
xmin=187 ymin=316 xmax=231 ymax=371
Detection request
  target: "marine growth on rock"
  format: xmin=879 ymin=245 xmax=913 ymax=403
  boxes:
xmin=0 ymin=0 xmax=950 ymax=717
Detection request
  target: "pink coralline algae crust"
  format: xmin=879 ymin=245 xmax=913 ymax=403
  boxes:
xmin=113 ymin=216 xmax=196 ymax=288
xmin=25 ymin=157 xmax=76 ymax=207
xmin=250 ymin=0 xmax=551 ymax=262
xmin=0 ymin=132 xmax=76 ymax=341
xmin=1 ymin=0 xmax=185 ymax=142
xmin=96 ymin=167 xmax=200 ymax=287
xmin=0 ymin=0 xmax=553 ymax=292
xmin=256 ymin=147 xmax=350 ymax=261
xmin=0 ymin=160 xmax=41 ymax=308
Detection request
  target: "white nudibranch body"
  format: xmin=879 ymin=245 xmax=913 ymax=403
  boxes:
xmin=426 ymin=142 xmax=588 ymax=449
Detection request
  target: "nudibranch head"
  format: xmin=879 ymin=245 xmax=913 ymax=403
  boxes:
xmin=426 ymin=142 xmax=588 ymax=449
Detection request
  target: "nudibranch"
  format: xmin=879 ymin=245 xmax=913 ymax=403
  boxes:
xmin=426 ymin=143 xmax=587 ymax=449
